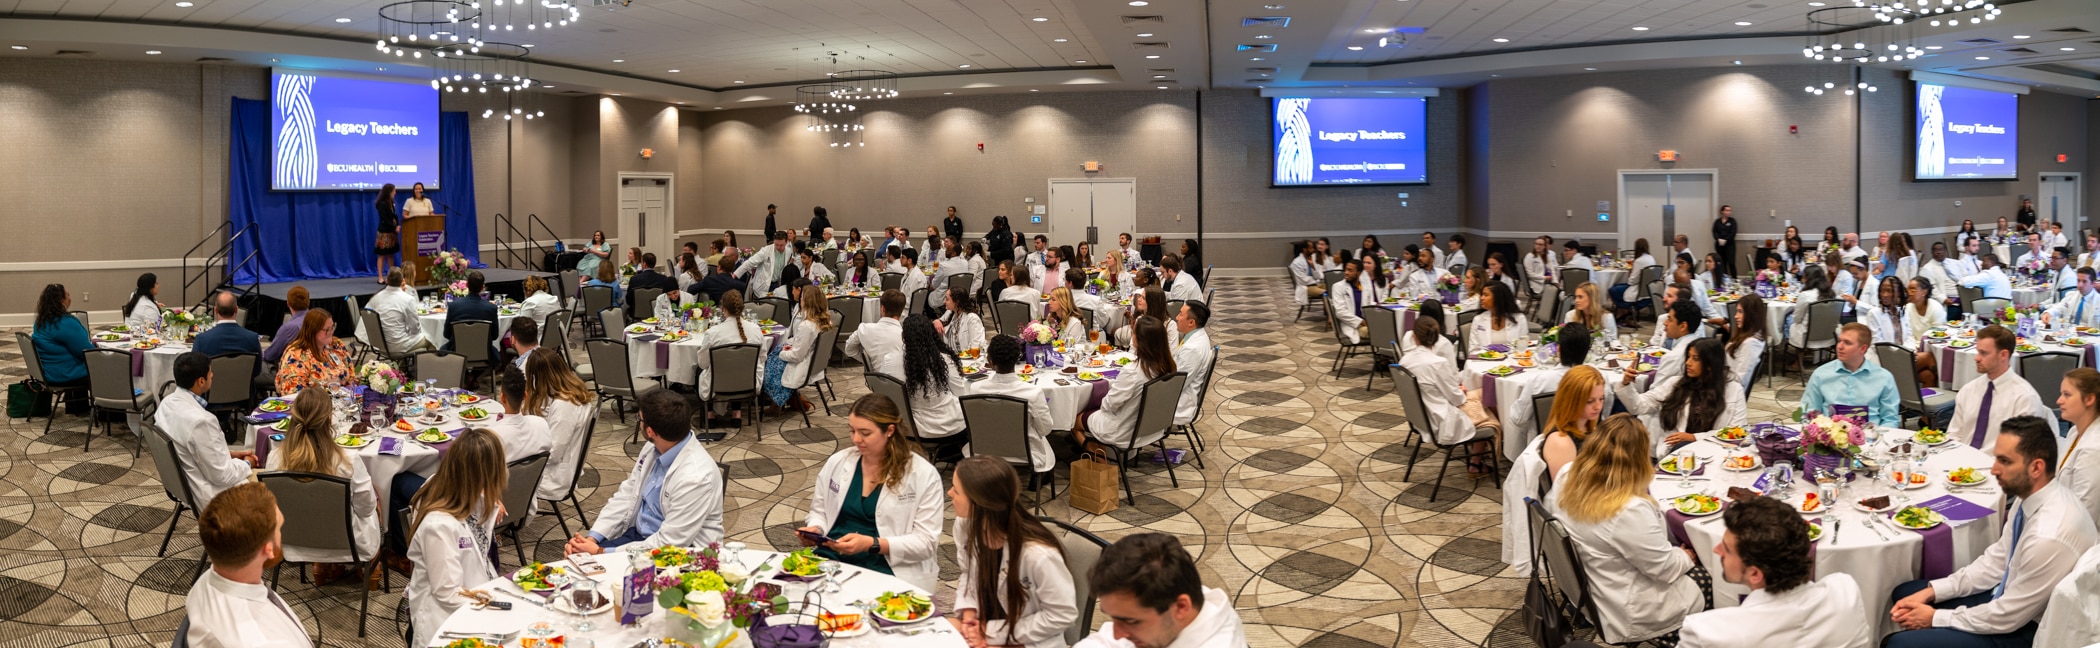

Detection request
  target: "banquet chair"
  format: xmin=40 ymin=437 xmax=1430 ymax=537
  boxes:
xmin=598 ymin=308 xmax=626 ymax=343
xmin=544 ymin=309 xmax=575 ymax=366
xmin=69 ymin=310 xmax=90 ymax=331
xmin=879 ymin=272 xmax=904 ymax=292
xmin=1104 ymin=372 xmax=1189 ymax=505
xmin=1559 ymin=268 xmax=1589 ymax=302
xmin=1364 ymin=308 xmax=1404 ymax=390
xmin=580 ymin=286 xmax=616 ymax=336
xmin=1454 ymin=309 xmax=1483 ymax=356
xmin=258 ymin=471 xmax=381 ymax=637
xmin=2020 ymin=351 xmax=2080 ymax=421
xmin=1954 ymin=285 xmax=1983 ymax=318
xmin=84 ymin=348 xmax=147 ymax=456
xmin=756 ymin=296 xmax=794 ymax=324
xmin=173 ymin=617 xmax=190 ymax=648
xmin=1168 ymin=346 xmax=1221 ymax=468
xmin=358 ymin=309 xmax=407 ymax=365
xmin=1529 ymin=288 xmax=1561 ymax=335
xmin=140 ymin=417 xmax=206 ymax=564
xmin=784 ymin=312 xmax=842 ymax=420
xmin=747 ymin=301 xmax=777 ymax=324
xmin=539 ymin=407 xmax=600 ymax=539
xmin=947 ymin=273 xmax=974 ymax=301
xmin=1780 ymin=299 xmax=1844 ymax=376
xmin=630 ymin=288 xmax=665 ymax=318
xmin=1530 ymin=392 xmax=1556 ymax=438
xmin=979 ymin=267 xmax=1001 ymax=304
xmin=16 ymin=331 xmax=88 ymax=434
xmin=1203 ymin=287 xmax=1214 ymax=305
xmin=412 ymin=351 xmax=467 ymax=390
xmin=1393 ymin=364 xmax=1501 ymax=502
xmin=1079 ymin=306 xmax=1099 ymax=334
xmin=1875 ymin=343 xmax=1955 ymax=429
xmin=1970 ymin=297 xmax=2012 ymax=323
xmin=451 ymin=321 xmax=498 ymax=388
xmin=584 ymin=337 xmax=646 ymax=426
xmin=1322 ymin=269 xmax=1345 ymax=291
xmin=994 ymin=300 xmax=1034 ymax=338
xmin=1525 ymin=497 xmax=1625 ymax=646
xmin=909 ymin=287 xmax=930 ymax=320
xmin=831 ymin=303 xmax=865 ymax=365
xmin=205 ymin=352 xmax=260 ymax=440
xmin=493 ymin=451 xmax=551 ymax=569
xmin=702 ymin=343 xmax=763 ymax=441
xmin=559 ymin=270 xmax=580 ymax=309
xmin=960 ymin=394 xmax=1054 ymax=512
xmin=1627 ymin=266 xmax=1663 ymax=322
xmin=1047 ymin=518 xmax=1111 ymax=646
xmin=1325 ymin=300 xmax=1372 ymax=378
xmin=863 ymin=372 xmax=919 ymax=437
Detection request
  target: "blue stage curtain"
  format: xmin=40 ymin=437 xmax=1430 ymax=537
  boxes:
xmin=229 ymin=98 xmax=479 ymax=284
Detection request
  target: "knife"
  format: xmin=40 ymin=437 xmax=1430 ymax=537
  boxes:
xmin=1830 ymin=520 xmax=1841 ymax=545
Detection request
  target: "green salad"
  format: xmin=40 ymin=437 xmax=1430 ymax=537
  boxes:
xmin=1893 ymin=506 xmax=1944 ymax=529
xmin=781 ymin=547 xmax=826 ymax=577
xmin=415 ymin=428 xmax=452 ymax=443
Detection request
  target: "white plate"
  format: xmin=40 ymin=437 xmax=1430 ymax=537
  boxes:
xmin=550 ymin=584 xmax=614 ymax=616
xmin=1853 ymin=499 xmax=1895 ymax=514
xmin=816 ymin=605 xmax=872 ymax=638
xmin=1792 ymin=492 xmax=1830 ymax=514
xmin=1672 ymin=495 xmax=1723 ymax=517
xmin=1718 ymin=455 xmax=1763 ymax=472
xmin=1946 ymin=473 xmax=1989 ymax=488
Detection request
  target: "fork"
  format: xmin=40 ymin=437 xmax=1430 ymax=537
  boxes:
xmin=438 ymin=629 xmax=522 ymax=644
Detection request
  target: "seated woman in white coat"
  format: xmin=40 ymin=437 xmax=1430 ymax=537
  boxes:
xmin=1046 ymin=287 xmax=1090 ymax=348
xmin=1075 ymin=316 xmax=1178 ymax=455
xmin=947 ymin=456 xmax=1079 ymax=648
xmin=696 ymin=290 xmax=766 ymax=424
xmin=2053 ymin=368 xmax=2100 ymax=524
xmin=1114 ymin=287 xmax=1179 ymax=350
xmin=524 ymin=351 xmax=598 ymax=502
xmin=1786 ymin=265 xmax=1831 ymax=348
xmin=841 ymin=250 xmax=881 ymax=292
xmin=1725 ymin=294 xmax=1770 ymax=391
xmin=899 ymin=314 xmax=970 ymax=460
xmin=1398 ymin=299 xmax=1459 ymax=364
xmin=763 ymin=284 xmax=832 ymax=414
xmin=1470 ymin=282 xmax=1529 ymax=352
xmin=515 ymin=274 xmax=561 ymax=329
xmin=564 ymin=389 xmax=723 ymax=553
xmin=1546 ymin=414 xmax=1712 ymax=645
xmin=1847 ymin=275 xmax=1915 ymax=346
xmin=123 ymin=272 xmax=163 ymax=332
xmin=1615 ymin=338 xmax=1746 ymax=458
xmin=998 ymin=260 xmax=1045 ymax=321
xmin=936 ymin=289 xmax=986 ymax=354
xmin=264 ymin=389 xmax=380 ymax=569
xmin=406 ymin=428 xmax=507 ymax=648
xmin=798 ymin=394 xmax=948 ymax=592
xmin=1566 ymin=281 xmax=1619 ymax=342
xmin=1399 ymin=315 xmax=1501 ymax=475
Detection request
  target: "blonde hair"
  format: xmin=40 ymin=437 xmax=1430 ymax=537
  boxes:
xmin=277 ymin=388 xmax=349 ymax=476
xmin=1545 ymin=366 xmax=1603 ymax=443
xmin=1571 ymin=282 xmax=1607 ymax=332
xmin=1465 ymin=267 xmax=1490 ymax=300
xmin=799 ymin=286 xmax=833 ymax=332
xmin=409 ymin=428 xmax=508 ymax=537
xmin=1047 ymin=287 xmax=1080 ymax=326
xmin=1556 ymin=413 xmax=1657 ymax=524
xmin=523 ymin=349 xmax=592 ymax=415
xmin=523 ymin=275 xmax=549 ymax=297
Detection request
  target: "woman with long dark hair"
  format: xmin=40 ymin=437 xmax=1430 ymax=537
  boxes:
xmin=985 ymin=215 xmax=1015 ymax=266
xmin=1400 ymin=314 xmax=1501 ymax=475
xmin=900 ymin=314 xmax=968 ymax=451
xmin=1703 ymin=252 xmax=1727 ymax=289
xmin=1076 ymin=317 xmax=1177 ymax=454
xmin=1956 ymin=219 xmax=1983 ymax=251
xmin=576 ymin=230 xmax=611 ymax=283
xmin=1726 ymin=293 xmax=1767 ymax=389
xmin=1855 ymin=276 xmax=1913 ymax=345
xmin=1907 ymin=277 xmax=1945 ymax=387
xmin=1180 ymin=238 xmax=1203 ymax=281
xmin=937 ymin=288 xmax=986 ymax=354
xmin=947 ymin=456 xmax=1077 ymax=648
xmin=1470 ymin=282 xmax=1528 ymax=352
xmin=374 ymin=183 xmax=401 ymax=281
xmin=1360 ymin=235 xmax=1385 ymax=260
xmin=1618 ymin=337 xmax=1744 ymax=457
xmin=122 ymin=272 xmax=161 ymax=332
xmin=845 ymin=250 xmax=877 ymax=291
xmin=30 ymin=284 xmax=93 ymax=386
xmin=1485 ymin=252 xmax=1518 ymax=294
xmin=1786 ymin=265 xmax=1831 ymax=348
xmin=799 ymin=394 xmax=945 ymax=590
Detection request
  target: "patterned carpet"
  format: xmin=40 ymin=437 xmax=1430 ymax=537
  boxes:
xmin=0 ymin=276 xmax=1812 ymax=647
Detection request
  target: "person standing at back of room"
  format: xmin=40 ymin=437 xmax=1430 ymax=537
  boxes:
xmin=1712 ymin=205 xmax=1738 ymax=278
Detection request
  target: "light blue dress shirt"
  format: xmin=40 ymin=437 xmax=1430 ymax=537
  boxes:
xmin=590 ymin=436 xmax=688 ymax=543
xmin=1800 ymin=360 xmax=1901 ymax=427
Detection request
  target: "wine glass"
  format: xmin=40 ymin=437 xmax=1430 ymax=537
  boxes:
xmin=722 ymin=541 xmax=747 ymax=571
xmin=819 ymin=561 xmax=842 ymax=594
xmin=560 ymin=577 xmax=599 ymax=633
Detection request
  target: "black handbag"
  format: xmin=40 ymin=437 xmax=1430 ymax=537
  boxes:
xmin=1522 ymin=569 xmax=1569 ymax=648
xmin=8 ymin=382 xmax=51 ymax=419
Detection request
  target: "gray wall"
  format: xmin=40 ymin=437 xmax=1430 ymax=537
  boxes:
xmin=1859 ymin=67 xmax=2093 ymax=236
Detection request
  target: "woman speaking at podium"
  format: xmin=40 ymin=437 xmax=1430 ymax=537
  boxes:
xmin=375 ymin=183 xmax=401 ymax=283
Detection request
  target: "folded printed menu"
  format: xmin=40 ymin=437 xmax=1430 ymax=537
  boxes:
xmin=1912 ymin=494 xmax=1998 ymax=525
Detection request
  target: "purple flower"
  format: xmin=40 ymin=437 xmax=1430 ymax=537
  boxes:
xmin=1848 ymin=427 xmax=1865 ymax=447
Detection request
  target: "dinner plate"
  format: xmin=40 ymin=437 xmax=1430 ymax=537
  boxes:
xmin=1892 ymin=508 xmax=1946 ymax=530
xmin=1854 ymin=499 xmax=1896 ymax=514
xmin=1792 ymin=492 xmax=1828 ymax=514
xmin=1672 ymin=495 xmax=1722 ymax=517
xmin=550 ymin=584 xmax=615 ymax=616
xmin=1945 ymin=473 xmax=1989 ymax=488
xmin=1807 ymin=521 xmax=1823 ymax=542
xmin=1718 ymin=455 xmax=1762 ymax=472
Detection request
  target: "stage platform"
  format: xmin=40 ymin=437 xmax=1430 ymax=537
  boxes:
xmin=231 ymin=267 xmax=557 ymax=336
xmin=243 ymin=268 xmax=556 ymax=302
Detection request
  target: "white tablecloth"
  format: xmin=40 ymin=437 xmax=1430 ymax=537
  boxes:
xmin=2013 ymin=285 xmax=2055 ymax=309
xmin=93 ymin=337 xmax=186 ymax=394
xmin=623 ymin=324 xmax=782 ymax=386
xmin=432 ymin=549 xmax=967 ymax=648
xmin=1651 ymin=428 xmax=2003 ymax=639
xmin=417 ymin=310 xmax=519 ymax=348
xmin=1592 ymin=267 xmax=1629 ymax=289
xmin=1921 ymin=327 xmax=2097 ymax=390
xmin=1460 ymin=348 xmax=1657 ymax=461
xmin=252 ymin=394 xmax=510 ymax=526
xmin=961 ymin=351 xmax=1128 ymax=432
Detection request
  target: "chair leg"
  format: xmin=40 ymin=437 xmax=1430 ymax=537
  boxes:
xmin=158 ymin=504 xmax=183 ymax=556
xmin=1115 ymin=450 xmax=1136 ymax=505
xmin=357 ymin=560 xmax=372 ymax=637
xmin=1401 ymin=434 xmax=1423 ymax=482
xmin=546 ymin=499 xmax=572 ymax=539
xmin=271 ymin=562 xmax=283 ymax=588
xmin=566 ymin=493 xmax=584 ymax=535
xmin=511 ymin=526 xmax=526 ymax=569
xmin=1430 ymin=444 xmax=1456 ymax=502
xmin=1158 ymin=442 xmax=1180 ymax=487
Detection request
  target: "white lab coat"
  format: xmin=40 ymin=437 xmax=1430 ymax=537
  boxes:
xmin=1000 ymin=286 xmax=1045 ymax=321
xmin=1615 ymin=376 xmax=1748 ymax=458
xmin=909 ymin=365 xmax=969 ymax=439
xmin=365 ymin=286 xmax=430 ymax=353
xmin=806 ymin=450 xmax=946 ymax=592
xmin=184 ymin=570 xmax=313 ymax=648
xmin=695 ymin=319 xmax=764 ymax=399
xmin=1073 ymin=586 xmax=1246 ymax=648
xmin=966 ymin=372 xmax=1057 ymax=472
xmin=263 ymin=450 xmax=381 ymax=564
xmin=590 ymin=440 xmax=724 ymax=548
xmin=1727 ymin=337 xmax=1766 ymax=391
xmin=779 ymin=320 xmax=825 ymax=389
xmin=1053 ymin=315 xmax=1087 ymax=348
xmin=1469 ymin=314 xmax=1529 ymax=352
xmin=406 ymin=509 xmax=498 ymax=648
xmin=941 ymin=312 xmax=986 ymax=355
xmin=2050 ymin=290 xmax=2100 ymax=329
xmin=1398 ymin=343 xmax=1475 ymax=445
xmin=2059 ymin=420 xmax=2100 ymax=527
xmin=1072 ymin=290 xmax=1110 ymax=332
xmin=1289 ymin=255 xmax=1322 ymax=305
xmin=517 ymin=291 xmax=560 ymax=329
xmin=534 ymin=397 xmax=598 ymax=501
xmin=953 ymin=530 xmax=1079 ymax=648
xmin=1501 ymin=434 xmax=1549 ymax=575
xmin=1564 ymin=310 xmax=1619 ymax=342
xmin=1173 ymin=328 xmax=1215 ymax=425
xmin=1544 ymin=491 xmax=1704 ymax=643
xmin=2036 ymin=545 xmax=2100 ymax=648
xmin=479 ymin=412 xmax=554 ymax=464
xmin=1677 ymin=574 xmax=1874 ymax=648
xmin=1329 ymin=282 xmax=1366 ymax=344
xmin=1086 ymin=367 xmax=1160 ymax=449
xmin=844 ymin=317 xmax=906 ymax=380
xmin=125 ymin=296 xmax=162 ymax=333
xmin=156 ymin=391 xmax=250 ymax=510
xmin=1165 ymin=272 xmax=1203 ymax=303
xmin=735 ymin=245 xmax=794 ymax=296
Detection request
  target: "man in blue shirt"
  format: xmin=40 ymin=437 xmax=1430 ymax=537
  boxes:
xmin=565 ymin=389 xmax=723 ymax=553
xmin=1800 ymin=323 xmax=1901 ymax=427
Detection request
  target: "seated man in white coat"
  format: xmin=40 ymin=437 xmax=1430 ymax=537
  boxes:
xmin=156 ymin=351 xmax=257 ymax=509
xmin=844 ymin=289 xmax=908 ymax=379
xmin=563 ymin=389 xmax=723 ymax=553
xmin=1074 ymin=533 xmax=1246 ymax=648
xmin=184 ymin=482 xmax=311 ymax=648
xmin=1327 ymin=260 xmax=1367 ymax=344
xmin=1172 ymin=302 xmax=1216 ymax=429
xmin=2044 ymin=267 xmax=2100 ymax=330
xmin=1679 ymin=496 xmax=1872 ymax=648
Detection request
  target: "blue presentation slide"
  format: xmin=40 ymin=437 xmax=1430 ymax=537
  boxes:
xmin=270 ymin=70 xmax=441 ymax=190
xmin=1272 ymin=96 xmax=1429 ymax=186
xmin=1914 ymin=82 xmax=2018 ymax=181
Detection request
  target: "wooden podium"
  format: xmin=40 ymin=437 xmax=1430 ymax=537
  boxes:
xmin=402 ymin=214 xmax=447 ymax=286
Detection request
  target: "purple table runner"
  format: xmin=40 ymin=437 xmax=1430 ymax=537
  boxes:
xmin=1886 ymin=495 xmax=1995 ymax=580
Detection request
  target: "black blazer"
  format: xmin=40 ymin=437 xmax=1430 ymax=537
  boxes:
xmin=194 ymin=321 xmax=263 ymax=376
xmin=625 ymin=269 xmax=681 ymax=316
xmin=443 ymin=296 xmax=499 ymax=355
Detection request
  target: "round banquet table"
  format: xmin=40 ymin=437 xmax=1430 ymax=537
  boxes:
xmin=248 ymin=391 xmax=509 ymax=526
xmin=416 ymin=307 xmax=520 ymax=348
xmin=1590 ymin=267 xmax=1629 ymax=290
xmin=1650 ymin=427 xmax=2003 ymax=639
xmin=960 ymin=349 xmax=1131 ymax=432
xmin=623 ymin=321 xmax=784 ymax=386
xmin=1460 ymin=345 xmax=1658 ymax=461
xmin=92 ymin=333 xmax=187 ymax=395
xmin=432 ymin=549 xmax=967 ymax=648
xmin=1919 ymin=324 xmax=2099 ymax=390
xmin=2011 ymin=284 xmax=2055 ymax=309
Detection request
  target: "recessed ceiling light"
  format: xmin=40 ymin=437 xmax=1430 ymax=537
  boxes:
xmin=1490 ymin=74 xmax=1500 ymax=77
xmin=2013 ymin=34 xmax=2031 ymax=39
xmin=2062 ymin=46 xmax=2077 ymax=51
xmin=1129 ymin=1 xmax=1148 ymax=5
xmin=958 ymin=64 xmax=970 ymax=68
xmin=1584 ymin=67 xmax=1597 ymax=70
xmin=175 ymin=1 xmax=193 ymax=6
xmin=1265 ymin=4 xmax=1285 ymax=9
xmin=1492 ymin=37 xmax=1509 ymax=43
xmin=1137 ymin=33 xmax=1154 ymax=37
xmin=1975 ymin=55 xmax=1990 ymax=60
xmin=1029 ymin=88 xmax=1039 ymax=91
xmin=676 ymin=101 xmax=684 ymax=104
xmin=668 ymin=69 xmax=680 ymax=72
xmin=9 ymin=46 xmax=26 ymax=50
xmin=1364 ymin=28 xmax=1382 ymax=33
xmin=1250 ymin=57 xmax=1265 ymax=61
xmin=943 ymin=92 xmax=953 ymax=95
xmin=1145 ymin=54 xmax=1160 ymax=59
xmin=146 ymin=50 xmax=162 ymax=55
xmin=1732 ymin=60 xmax=1742 ymax=64
xmin=1631 ymin=26 xmax=1650 ymax=31
xmin=733 ymin=80 xmax=745 ymax=83
xmin=1054 ymin=38 xmax=1068 ymax=42
xmin=1735 ymin=21 xmax=1752 ymax=26
xmin=1074 ymin=59 xmax=1087 ymax=63
xmin=1032 ymin=17 xmax=1047 ymax=22
xmin=1926 ymin=45 xmax=1942 ymax=50
xmin=610 ymin=93 xmax=621 ymax=96
xmin=543 ymin=85 xmax=554 ymax=89
xmin=1153 ymin=74 xmax=1165 ymax=78
xmin=613 ymin=59 xmax=624 ymax=62
xmin=335 ymin=17 xmax=353 ymax=23
xmin=1254 ymin=34 xmax=1272 ymax=39
xmin=1807 ymin=1 xmax=1824 ymax=5
xmin=1347 ymin=46 xmax=1363 ymax=50
xmin=1156 ymin=85 xmax=1168 ymax=89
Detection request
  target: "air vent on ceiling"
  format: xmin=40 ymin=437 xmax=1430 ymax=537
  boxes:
xmin=2048 ymin=27 xmax=2091 ymax=33
xmin=1958 ymin=38 xmax=2003 ymax=46
xmin=1243 ymin=16 xmax=1290 ymax=28
xmin=1236 ymin=43 xmax=1279 ymax=52
xmin=2001 ymin=47 xmax=2038 ymax=55
xmin=1247 ymin=67 xmax=1277 ymax=74
xmin=194 ymin=56 xmax=234 ymax=63
xmin=1132 ymin=42 xmax=1170 ymax=51
xmin=1121 ymin=15 xmax=1165 ymax=26
xmin=54 ymin=50 xmax=95 ymax=57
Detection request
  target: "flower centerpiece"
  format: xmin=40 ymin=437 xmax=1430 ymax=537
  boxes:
xmin=1020 ymin=320 xmax=1059 ymax=365
xmin=445 ymin=280 xmax=471 ymax=299
xmin=653 ymin=544 xmax=788 ymax=642
xmin=356 ymin=359 xmax=408 ymax=418
xmin=160 ymin=308 xmax=205 ymax=338
xmin=1436 ymin=273 xmax=1464 ymax=304
xmin=427 ymin=248 xmax=472 ymax=285
xmin=1754 ymin=269 xmax=1781 ymax=297
xmin=1797 ymin=410 xmax=1865 ymax=477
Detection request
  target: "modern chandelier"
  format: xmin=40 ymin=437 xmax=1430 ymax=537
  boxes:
xmin=1797 ymin=0 xmax=2000 ymax=96
xmin=375 ymin=0 xmax=546 ymax=121
xmin=795 ymin=83 xmax=864 ymax=148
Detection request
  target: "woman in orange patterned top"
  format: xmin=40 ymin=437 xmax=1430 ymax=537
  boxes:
xmin=275 ymin=309 xmax=354 ymax=394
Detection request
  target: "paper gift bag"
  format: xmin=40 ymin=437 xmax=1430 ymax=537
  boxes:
xmin=1068 ymin=453 xmax=1121 ymax=515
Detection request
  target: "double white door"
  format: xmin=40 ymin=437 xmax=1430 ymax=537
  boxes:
xmin=1047 ymin=179 xmax=1137 ymax=247
xmin=618 ymin=176 xmax=673 ymax=265
xmin=1621 ymin=172 xmax=1716 ymax=264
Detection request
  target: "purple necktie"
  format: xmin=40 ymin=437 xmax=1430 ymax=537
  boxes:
xmin=1971 ymin=381 xmax=1994 ymax=449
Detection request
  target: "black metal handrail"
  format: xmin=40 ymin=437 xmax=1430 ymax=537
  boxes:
xmin=492 ymin=212 xmax=557 ymax=270
xmin=181 ymin=222 xmax=254 ymax=306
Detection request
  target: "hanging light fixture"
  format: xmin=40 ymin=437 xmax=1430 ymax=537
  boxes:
xmin=795 ymin=83 xmax=864 ymax=148
xmin=377 ymin=0 xmax=483 ymax=57
xmin=828 ymin=69 xmax=900 ymax=101
xmin=468 ymin=0 xmax=582 ymax=35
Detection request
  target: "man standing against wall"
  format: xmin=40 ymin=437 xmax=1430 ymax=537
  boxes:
xmin=763 ymin=203 xmax=778 ymax=241
xmin=1713 ymin=205 xmax=1738 ymax=278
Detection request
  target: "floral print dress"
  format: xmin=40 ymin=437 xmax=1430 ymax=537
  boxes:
xmin=275 ymin=339 xmax=354 ymax=394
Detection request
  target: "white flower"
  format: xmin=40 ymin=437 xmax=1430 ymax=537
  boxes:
xmin=687 ymin=595 xmax=727 ymax=628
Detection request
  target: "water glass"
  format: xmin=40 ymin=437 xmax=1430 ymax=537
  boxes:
xmin=819 ymin=561 xmax=842 ymax=594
